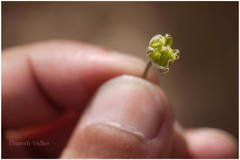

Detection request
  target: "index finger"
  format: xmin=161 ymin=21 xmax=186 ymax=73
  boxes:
xmin=2 ymin=40 xmax=157 ymax=129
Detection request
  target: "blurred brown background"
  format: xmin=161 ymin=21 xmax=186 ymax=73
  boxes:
xmin=2 ymin=2 xmax=238 ymax=138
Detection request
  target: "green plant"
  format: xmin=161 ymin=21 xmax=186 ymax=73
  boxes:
xmin=142 ymin=34 xmax=180 ymax=78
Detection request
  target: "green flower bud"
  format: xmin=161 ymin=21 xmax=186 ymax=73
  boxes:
xmin=147 ymin=34 xmax=180 ymax=73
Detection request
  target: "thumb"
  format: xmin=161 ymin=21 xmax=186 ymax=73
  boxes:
xmin=61 ymin=75 xmax=183 ymax=158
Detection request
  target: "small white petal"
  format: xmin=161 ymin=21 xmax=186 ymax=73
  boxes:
xmin=146 ymin=47 xmax=154 ymax=54
xmin=149 ymin=34 xmax=163 ymax=45
xmin=152 ymin=61 xmax=169 ymax=73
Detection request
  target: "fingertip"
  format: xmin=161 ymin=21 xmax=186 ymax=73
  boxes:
xmin=61 ymin=75 xmax=173 ymax=158
xmin=185 ymin=128 xmax=238 ymax=158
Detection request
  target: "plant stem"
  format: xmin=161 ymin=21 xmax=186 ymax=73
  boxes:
xmin=142 ymin=59 xmax=152 ymax=79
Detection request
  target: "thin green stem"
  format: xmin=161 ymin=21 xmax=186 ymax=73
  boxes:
xmin=142 ymin=59 xmax=152 ymax=79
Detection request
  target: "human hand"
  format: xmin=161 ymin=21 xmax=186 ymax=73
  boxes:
xmin=2 ymin=40 xmax=237 ymax=158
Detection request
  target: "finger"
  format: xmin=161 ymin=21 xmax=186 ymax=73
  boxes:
xmin=2 ymin=40 xmax=157 ymax=129
xmin=185 ymin=128 xmax=238 ymax=158
xmin=61 ymin=75 xmax=185 ymax=158
xmin=170 ymin=122 xmax=189 ymax=158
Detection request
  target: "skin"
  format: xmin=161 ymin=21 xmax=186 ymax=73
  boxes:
xmin=2 ymin=40 xmax=238 ymax=158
